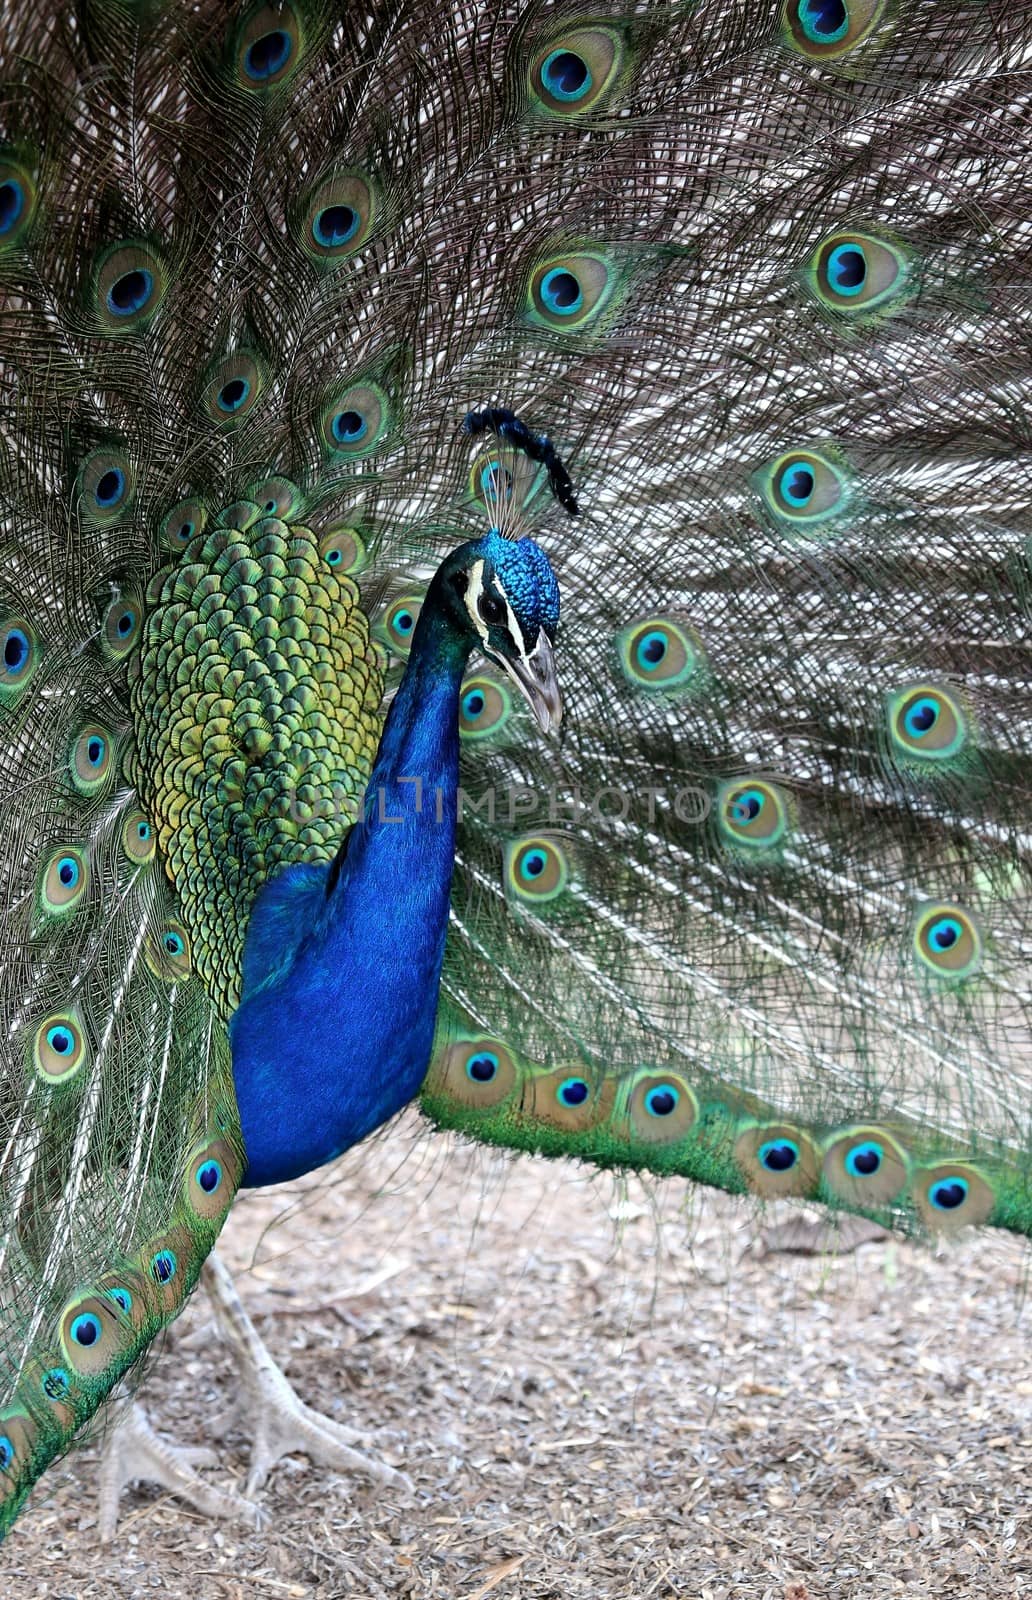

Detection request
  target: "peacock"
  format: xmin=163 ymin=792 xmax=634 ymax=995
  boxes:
xmin=0 ymin=0 xmax=1029 ymax=1543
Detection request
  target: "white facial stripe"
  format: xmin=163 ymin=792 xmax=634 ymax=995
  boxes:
xmin=466 ymin=559 xmax=490 ymax=646
xmin=501 ymin=590 xmax=523 ymax=652
xmin=465 ymin=559 xmax=526 ymax=656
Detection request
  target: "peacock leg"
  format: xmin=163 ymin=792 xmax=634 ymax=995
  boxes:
xmin=202 ymin=1253 xmax=413 ymax=1497
xmin=97 ymin=1397 xmax=263 ymax=1541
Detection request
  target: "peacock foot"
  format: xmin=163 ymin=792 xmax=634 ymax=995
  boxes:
xmin=97 ymin=1400 xmax=263 ymax=1542
xmin=201 ymin=1252 xmax=414 ymax=1498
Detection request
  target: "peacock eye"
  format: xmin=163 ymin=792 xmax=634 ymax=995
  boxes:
xmin=150 ymin=1249 xmax=177 ymax=1285
xmin=478 ymin=591 xmax=505 ymax=625
xmin=70 ymin=1314 xmax=101 ymax=1348
xmin=758 ymin=1139 xmax=799 ymax=1172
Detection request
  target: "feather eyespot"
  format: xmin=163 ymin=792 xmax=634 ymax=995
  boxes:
xmin=202 ymin=353 xmax=265 ymax=426
xmin=161 ymin=498 xmax=207 ymax=552
xmin=318 ymin=526 xmax=367 ymax=575
xmin=783 ymin=0 xmax=888 ymax=57
xmin=121 ymin=810 xmax=155 ymax=865
xmin=760 ymin=1138 xmax=798 ymax=1172
xmin=4 ymin=627 xmax=28 ymax=664
xmin=150 ymin=1250 xmax=177 ymax=1285
xmin=93 ymin=243 xmax=166 ymax=333
xmin=30 ymin=1355 xmax=79 ymax=1430
xmin=0 ymin=1413 xmax=36 ymax=1492
xmin=0 ymin=156 xmax=37 ymax=250
xmin=146 ymin=921 xmax=192 ymax=983
xmin=33 ymin=1012 xmax=89 ymax=1084
xmin=523 ymin=1065 xmax=616 ymax=1132
xmin=0 ymin=617 xmax=37 ymax=698
xmin=470 ymin=457 xmax=515 ymax=514
xmin=102 ymin=594 xmax=144 ymax=660
xmin=298 ymin=172 xmax=378 ymax=264
xmin=78 ymin=451 xmax=136 ymax=525
xmin=40 ymin=846 xmax=89 ymax=917
xmin=617 ymin=618 xmax=701 ymax=691
xmin=846 ymin=1143 xmax=881 ymax=1176
xmin=808 ymin=230 xmax=912 ymax=316
xmin=912 ymin=903 xmax=982 ymax=980
xmin=183 ymin=1131 xmax=242 ymax=1223
xmin=467 ymin=1051 xmax=499 ymax=1083
xmin=794 ymin=0 xmax=850 ymax=42
xmin=70 ymin=1313 xmax=101 ymax=1347
xmin=198 ymin=1160 xmax=222 ymax=1193
xmin=717 ymin=778 xmax=791 ymax=851
xmin=315 ymin=204 xmax=359 ymax=247
xmin=59 ymin=1291 xmax=135 ymax=1379
xmin=753 ymin=448 xmax=852 ymax=530
xmin=319 ymin=383 xmax=391 ymax=457
xmin=246 ymin=475 xmax=304 ymax=523
xmin=914 ymin=1165 xmax=995 ymax=1230
xmin=625 ymin=1072 xmax=698 ymax=1145
xmin=245 ymin=29 xmax=291 ymax=78
xmin=4 ymin=628 xmax=28 ymax=670
xmin=424 ymin=1037 xmax=519 ymax=1110
xmin=129 ymin=1227 xmax=194 ymax=1313
xmin=823 ymin=1127 xmax=908 ymax=1206
xmin=70 ymin=725 xmax=115 ymax=795
xmin=887 ymin=683 xmax=968 ymax=762
xmin=735 ymin=1124 xmax=820 ymax=1197
xmin=540 ymin=267 xmax=582 ymax=315
xmin=930 ymin=1176 xmax=967 ymax=1210
xmin=459 ymin=675 xmax=513 ymax=739
xmin=91 ymin=1270 xmax=151 ymax=1333
xmin=234 ymin=2 xmax=303 ymax=87
xmin=529 ymin=27 xmax=625 ymax=116
xmin=220 ymin=380 xmax=249 ymax=413
xmin=527 ymin=251 xmax=618 ymax=330
xmin=40 ymin=1367 xmax=70 ymax=1403
xmin=110 ymin=273 xmax=150 ymax=315
xmin=377 ymin=595 xmax=423 ymax=656
xmin=333 ymin=411 xmax=364 ymax=444
xmin=505 ymin=835 xmax=570 ymax=903
xmin=824 ymin=240 xmax=866 ymax=294
xmin=542 ymin=50 xmax=589 ymax=100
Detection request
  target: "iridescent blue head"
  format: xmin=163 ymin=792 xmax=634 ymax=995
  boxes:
xmin=439 ymin=528 xmax=562 ymax=733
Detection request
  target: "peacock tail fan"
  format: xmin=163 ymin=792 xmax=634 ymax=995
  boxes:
xmin=414 ymin=1 xmax=1032 ymax=1232
xmin=0 ymin=0 xmax=1027 ymax=1537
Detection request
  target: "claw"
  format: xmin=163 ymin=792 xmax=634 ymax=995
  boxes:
xmin=97 ymin=1400 xmax=263 ymax=1542
xmin=202 ymin=1253 xmax=413 ymax=1498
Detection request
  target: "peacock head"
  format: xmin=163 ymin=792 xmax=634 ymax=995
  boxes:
xmin=439 ymin=528 xmax=562 ymax=734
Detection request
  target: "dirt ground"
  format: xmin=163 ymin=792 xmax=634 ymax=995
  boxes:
xmin=1 ymin=1112 xmax=1029 ymax=1600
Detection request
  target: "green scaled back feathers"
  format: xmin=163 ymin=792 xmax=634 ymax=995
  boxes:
xmin=0 ymin=0 xmax=1030 ymax=1536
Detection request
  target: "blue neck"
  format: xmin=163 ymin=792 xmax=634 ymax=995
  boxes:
xmin=229 ymin=596 xmax=471 ymax=1186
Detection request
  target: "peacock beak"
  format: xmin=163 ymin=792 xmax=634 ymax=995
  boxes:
xmin=495 ymin=630 xmax=562 ymax=735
